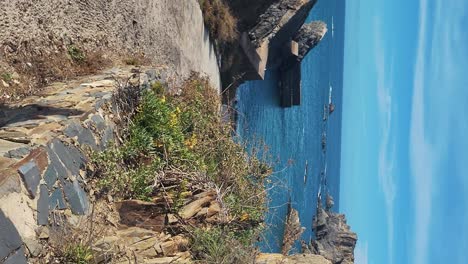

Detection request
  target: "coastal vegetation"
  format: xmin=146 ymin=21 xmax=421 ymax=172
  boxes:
xmin=91 ymin=75 xmax=272 ymax=262
xmin=198 ymin=0 xmax=238 ymax=44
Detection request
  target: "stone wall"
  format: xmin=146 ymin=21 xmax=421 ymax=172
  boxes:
xmin=0 ymin=67 xmax=165 ymax=263
xmin=0 ymin=0 xmax=220 ymax=92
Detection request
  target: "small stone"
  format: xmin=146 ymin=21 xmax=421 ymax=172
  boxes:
xmin=24 ymin=238 xmax=43 ymax=257
xmin=166 ymin=214 xmax=178 ymax=224
xmin=37 ymin=184 xmax=49 ymax=225
xmin=179 ymin=196 xmax=213 ymax=219
xmin=37 ymin=227 xmax=50 ymax=239
xmin=94 ymin=236 xmax=119 ymax=251
xmin=17 ymin=161 xmax=41 ymax=198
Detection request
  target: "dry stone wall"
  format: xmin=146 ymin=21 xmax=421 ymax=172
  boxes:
xmin=0 ymin=66 xmax=166 ymax=262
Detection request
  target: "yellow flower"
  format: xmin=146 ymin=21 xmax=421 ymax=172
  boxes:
xmin=184 ymin=134 xmax=198 ymax=149
xmin=240 ymin=213 xmax=250 ymax=221
xmin=160 ymin=96 xmax=166 ymax=103
xmin=169 ymin=112 xmax=178 ymax=127
xmin=175 ymin=107 xmax=181 ymax=114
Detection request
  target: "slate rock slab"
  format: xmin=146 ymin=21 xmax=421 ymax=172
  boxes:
xmin=0 ymin=210 xmax=23 ymax=260
xmin=48 ymin=139 xmax=84 ymax=177
xmin=5 ymin=146 xmax=31 ymax=159
xmin=3 ymin=246 xmax=27 ymax=264
xmin=64 ymin=122 xmax=98 ymax=149
xmin=49 ymin=188 xmax=67 ymax=210
xmin=37 ymin=184 xmax=49 ymax=226
xmin=17 ymin=161 xmax=41 ymax=198
xmin=63 ymin=179 xmax=89 ymax=215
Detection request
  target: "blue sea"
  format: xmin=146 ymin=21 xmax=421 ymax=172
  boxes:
xmin=236 ymin=0 xmax=346 ymax=253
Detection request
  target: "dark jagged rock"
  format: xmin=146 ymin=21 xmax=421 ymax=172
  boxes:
xmin=294 ymin=21 xmax=328 ymax=61
xmin=221 ymin=0 xmax=327 ymax=108
xmin=249 ymin=0 xmax=318 ymax=48
xmin=311 ymin=195 xmax=357 ymax=264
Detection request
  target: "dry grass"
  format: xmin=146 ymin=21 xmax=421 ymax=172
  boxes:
xmin=0 ymin=46 xmax=110 ymax=104
xmin=199 ymin=0 xmax=238 ymax=44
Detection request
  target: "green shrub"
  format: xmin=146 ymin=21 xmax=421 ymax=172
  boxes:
xmin=68 ymin=45 xmax=86 ymax=63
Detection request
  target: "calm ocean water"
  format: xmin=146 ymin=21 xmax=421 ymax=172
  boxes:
xmin=236 ymin=0 xmax=345 ymax=253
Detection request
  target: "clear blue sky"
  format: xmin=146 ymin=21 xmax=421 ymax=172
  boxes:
xmin=340 ymin=0 xmax=468 ymax=263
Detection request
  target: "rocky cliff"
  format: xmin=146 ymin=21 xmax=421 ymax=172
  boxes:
xmin=220 ymin=0 xmax=327 ymax=105
xmin=309 ymin=195 xmax=358 ymax=264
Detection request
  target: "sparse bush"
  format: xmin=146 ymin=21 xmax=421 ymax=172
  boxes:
xmin=123 ymin=54 xmax=148 ymax=66
xmin=68 ymin=45 xmax=86 ymax=63
xmin=199 ymin=0 xmax=238 ymax=44
xmin=190 ymin=227 xmax=258 ymax=264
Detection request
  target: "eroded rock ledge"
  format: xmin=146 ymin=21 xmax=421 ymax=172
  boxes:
xmin=222 ymin=0 xmax=327 ymax=107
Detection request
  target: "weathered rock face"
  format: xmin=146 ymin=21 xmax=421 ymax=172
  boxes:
xmin=248 ymin=0 xmax=317 ymax=48
xmin=310 ymin=197 xmax=357 ymax=264
xmin=294 ymin=21 xmax=328 ymax=61
xmin=221 ymin=0 xmax=327 ymax=106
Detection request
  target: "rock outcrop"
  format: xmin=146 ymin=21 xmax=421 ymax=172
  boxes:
xmin=248 ymin=0 xmax=318 ymax=48
xmin=294 ymin=21 xmax=328 ymax=61
xmin=221 ymin=0 xmax=327 ymax=107
xmin=310 ymin=195 xmax=357 ymax=264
